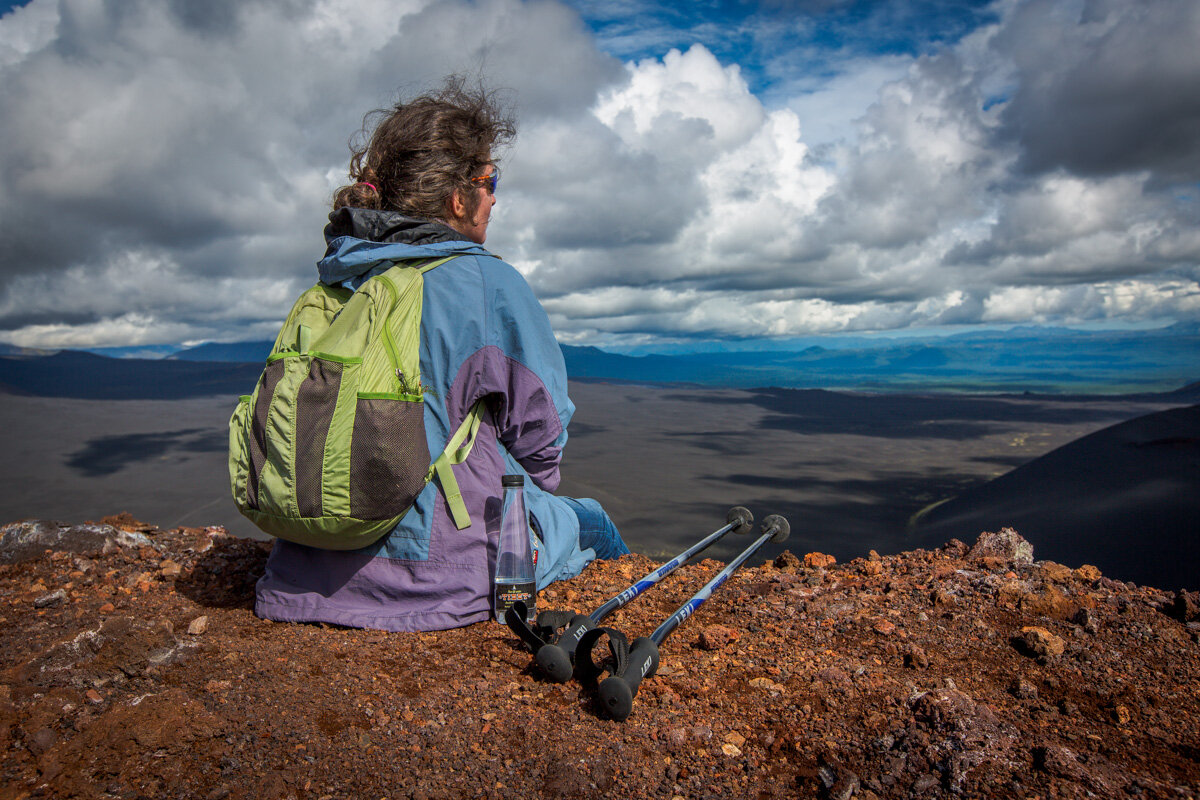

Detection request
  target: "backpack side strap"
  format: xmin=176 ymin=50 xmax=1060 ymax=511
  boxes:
xmin=427 ymin=398 xmax=488 ymax=530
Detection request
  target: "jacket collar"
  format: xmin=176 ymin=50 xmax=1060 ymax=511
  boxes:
xmin=324 ymin=207 xmax=470 ymax=248
xmin=318 ymin=208 xmax=494 ymax=286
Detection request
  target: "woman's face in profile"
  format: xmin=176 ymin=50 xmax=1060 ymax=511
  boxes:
xmin=455 ymin=164 xmax=498 ymax=244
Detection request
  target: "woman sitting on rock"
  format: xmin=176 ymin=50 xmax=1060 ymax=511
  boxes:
xmin=254 ymin=79 xmax=628 ymax=632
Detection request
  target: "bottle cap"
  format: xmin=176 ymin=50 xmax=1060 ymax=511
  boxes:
xmin=501 ymin=474 xmax=525 ymax=487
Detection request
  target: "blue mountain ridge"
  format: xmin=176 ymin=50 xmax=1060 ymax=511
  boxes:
xmin=2 ymin=322 xmax=1197 ymax=397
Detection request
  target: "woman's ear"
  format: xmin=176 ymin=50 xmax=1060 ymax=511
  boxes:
xmin=445 ymin=189 xmax=467 ymax=223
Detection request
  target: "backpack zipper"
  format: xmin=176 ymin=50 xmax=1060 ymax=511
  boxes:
xmin=375 ymin=271 xmax=416 ymax=395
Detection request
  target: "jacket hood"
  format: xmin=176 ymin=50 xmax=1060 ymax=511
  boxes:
xmin=318 ymin=208 xmax=493 ymax=285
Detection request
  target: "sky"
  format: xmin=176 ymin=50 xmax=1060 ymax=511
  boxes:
xmin=0 ymin=0 xmax=1197 ymax=350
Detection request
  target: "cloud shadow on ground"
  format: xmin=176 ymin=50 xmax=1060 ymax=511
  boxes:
xmin=669 ymin=388 xmax=1148 ymax=440
xmin=66 ymin=428 xmax=226 ymax=477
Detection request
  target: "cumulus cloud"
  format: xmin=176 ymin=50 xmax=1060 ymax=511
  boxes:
xmin=0 ymin=0 xmax=621 ymax=345
xmin=0 ymin=0 xmax=1197 ymax=348
xmin=997 ymin=0 xmax=1200 ymax=181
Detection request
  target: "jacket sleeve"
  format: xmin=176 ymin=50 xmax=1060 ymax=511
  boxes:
xmin=448 ymin=259 xmax=574 ymax=491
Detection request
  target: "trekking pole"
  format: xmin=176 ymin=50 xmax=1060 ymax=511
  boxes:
xmin=576 ymin=514 xmax=791 ymax=722
xmin=505 ymin=506 xmax=754 ymax=683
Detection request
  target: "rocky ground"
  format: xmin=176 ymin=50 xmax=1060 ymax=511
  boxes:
xmin=1 ymin=515 xmax=1198 ymax=800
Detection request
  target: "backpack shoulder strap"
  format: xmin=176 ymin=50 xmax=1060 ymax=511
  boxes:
xmin=373 ymin=252 xmax=483 ymax=530
xmin=415 ymin=254 xmax=460 ymax=274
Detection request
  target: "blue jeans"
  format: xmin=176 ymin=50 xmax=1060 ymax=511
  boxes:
xmin=564 ymin=498 xmax=630 ymax=560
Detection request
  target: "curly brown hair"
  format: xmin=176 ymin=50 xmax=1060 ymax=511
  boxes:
xmin=332 ymin=77 xmax=516 ymax=223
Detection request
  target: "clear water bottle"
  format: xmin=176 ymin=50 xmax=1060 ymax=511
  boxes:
xmin=494 ymin=474 xmax=536 ymax=623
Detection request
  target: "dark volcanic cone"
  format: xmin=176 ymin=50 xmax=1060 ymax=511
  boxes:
xmin=914 ymin=404 xmax=1200 ymax=589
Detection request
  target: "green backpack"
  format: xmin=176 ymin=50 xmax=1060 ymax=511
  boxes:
xmin=228 ymin=256 xmax=487 ymax=550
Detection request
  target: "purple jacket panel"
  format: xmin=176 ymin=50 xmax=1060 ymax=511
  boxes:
xmin=448 ymin=345 xmax=564 ymax=492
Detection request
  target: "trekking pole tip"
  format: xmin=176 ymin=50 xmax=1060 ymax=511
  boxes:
xmin=762 ymin=514 xmax=791 ymax=543
xmin=726 ymin=506 xmax=754 ymax=534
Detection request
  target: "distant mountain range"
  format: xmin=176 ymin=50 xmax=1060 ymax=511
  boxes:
xmin=559 ymin=323 xmax=1200 ymax=394
xmin=160 ymin=322 xmax=1200 ymax=394
xmin=2 ymin=322 xmax=1198 ymax=398
xmin=0 ymin=350 xmax=261 ymax=400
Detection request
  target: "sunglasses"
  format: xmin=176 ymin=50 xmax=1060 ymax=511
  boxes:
xmin=471 ymin=167 xmax=499 ymax=194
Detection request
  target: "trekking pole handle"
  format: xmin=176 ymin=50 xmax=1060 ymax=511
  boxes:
xmin=534 ymin=613 xmax=595 ymax=683
xmin=597 ymin=636 xmax=660 ymax=722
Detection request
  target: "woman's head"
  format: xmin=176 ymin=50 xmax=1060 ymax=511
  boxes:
xmin=332 ymin=78 xmax=516 ymax=243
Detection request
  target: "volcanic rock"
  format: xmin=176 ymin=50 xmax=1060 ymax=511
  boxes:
xmin=1 ymin=519 xmax=1197 ymax=799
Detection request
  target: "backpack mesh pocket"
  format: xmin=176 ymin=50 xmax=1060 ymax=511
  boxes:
xmin=349 ymin=397 xmax=431 ymax=520
xmin=294 ymin=358 xmax=343 ymax=517
xmin=246 ymin=358 xmax=287 ymax=510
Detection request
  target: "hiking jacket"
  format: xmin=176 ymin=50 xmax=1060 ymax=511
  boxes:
xmin=254 ymin=208 xmax=594 ymax=631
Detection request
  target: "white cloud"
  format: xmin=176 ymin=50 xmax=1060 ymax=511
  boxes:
xmin=594 ymin=45 xmax=764 ymax=156
xmin=0 ymin=0 xmax=1198 ymax=349
xmin=0 ymin=0 xmax=58 ymax=68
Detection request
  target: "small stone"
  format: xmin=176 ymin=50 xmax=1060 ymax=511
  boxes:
xmin=903 ymin=645 xmax=929 ymax=669
xmin=1018 ymin=585 xmax=1078 ymax=620
xmin=912 ymin=774 xmax=939 ymax=793
xmin=159 ymin=559 xmax=182 ymax=577
xmin=872 ymin=619 xmax=896 ymax=636
xmin=940 ymin=539 xmax=968 ymax=558
xmin=1034 ymin=745 xmax=1087 ymax=780
xmin=968 ymin=528 xmax=1034 ymax=566
xmin=28 ymin=726 xmax=57 ymax=755
xmin=773 ymin=552 xmax=801 ymax=570
xmin=1111 ymin=704 xmax=1131 ymax=725
xmin=721 ymin=743 xmax=742 ymax=757
xmin=1039 ymin=561 xmax=1073 ymax=583
xmin=188 ymin=615 xmax=209 ymax=636
xmin=816 ymin=667 xmax=851 ymax=685
xmin=724 ymin=732 xmax=746 ymax=747
xmin=1013 ymin=626 xmax=1065 ymax=659
xmin=85 ymin=689 xmax=103 ymax=705
xmin=663 ymin=727 xmax=688 ymax=747
xmin=698 ymin=625 xmax=739 ymax=650
xmin=1073 ymin=607 xmax=1099 ymax=634
xmin=1074 ymin=564 xmax=1102 ymax=582
xmin=804 ymin=552 xmax=836 ymax=569
xmin=33 ymin=588 xmax=67 ymax=608
xmin=1164 ymin=590 xmax=1200 ymax=624
xmin=1009 ymin=678 xmax=1038 ymax=701
xmin=930 ymin=588 xmax=953 ymax=606
xmin=829 ymin=770 xmax=861 ymax=800
xmin=99 ymin=603 xmax=115 ymax=614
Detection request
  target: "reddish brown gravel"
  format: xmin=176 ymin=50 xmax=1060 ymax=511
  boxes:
xmin=1 ymin=514 xmax=1198 ymax=799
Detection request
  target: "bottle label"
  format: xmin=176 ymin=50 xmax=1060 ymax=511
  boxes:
xmin=494 ymin=580 xmax=536 ymax=623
